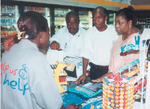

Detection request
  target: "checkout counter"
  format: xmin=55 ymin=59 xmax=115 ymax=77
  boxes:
xmin=46 ymin=46 xmax=149 ymax=109
xmin=46 ymin=48 xmax=103 ymax=109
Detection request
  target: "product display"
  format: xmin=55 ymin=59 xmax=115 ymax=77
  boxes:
xmin=62 ymin=92 xmax=86 ymax=107
xmin=54 ymin=8 xmax=72 ymax=32
xmin=102 ymin=75 xmax=134 ymax=109
xmin=24 ymin=6 xmax=46 ymax=16
xmin=1 ymin=5 xmax=19 ymax=55
xmin=53 ymin=62 xmax=68 ymax=93
xmin=118 ymin=59 xmax=140 ymax=73
xmin=23 ymin=6 xmax=50 ymax=27
xmin=123 ymin=63 xmax=148 ymax=77
xmin=81 ymin=96 xmax=103 ymax=109
xmin=63 ymin=56 xmax=83 ymax=78
xmin=102 ymin=35 xmax=148 ymax=109
xmin=79 ymin=10 xmax=92 ymax=30
xmin=68 ymin=82 xmax=103 ymax=98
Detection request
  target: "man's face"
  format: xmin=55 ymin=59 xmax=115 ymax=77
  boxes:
xmin=66 ymin=15 xmax=79 ymax=35
xmin=93 ymin=10 xmax=107 ymax=31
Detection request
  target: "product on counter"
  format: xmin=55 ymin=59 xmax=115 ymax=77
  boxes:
xmin=62 ymin=92 xmax=86 ymax=107
xmin=102 ymin=75 xmax=134 ymax=109
xmin=53 ymin=62 xmax=68 ymax=93
xmin=68 ymin=82 xmax=103 ymax=98
xmin=81 ymin=96 xmax=102 ymax=109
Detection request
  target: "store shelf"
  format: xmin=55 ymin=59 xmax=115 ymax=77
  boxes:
xmin=1 ymin=5 xmax=19 ymax=55
xmin=54 ymin=8 xmax=72 ymax=32
xmin=79 ymin=10 xmax=92 ymax=30
xmin=23 ymin=6 xmax=51 ymax=28
xmin=24 ymin=6 xmax=46 ymax=16
xmin=134 ymin=71 xmax=148 ymax=84
xmin=108 ymin=12 xmax=116 ymax=25
xmin=135 ymin=10 xmax=150 ymax=29
xmin=1 ymin=5 xmax=18 ymax=28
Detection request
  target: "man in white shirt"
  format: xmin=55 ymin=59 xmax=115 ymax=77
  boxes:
xmin=49 ymin=11 xmax=86 ymax=56
xmin=46 ymin=11 xmax=86 ymax=81
xmin=76 ymin=6 xmax=118 ymax=84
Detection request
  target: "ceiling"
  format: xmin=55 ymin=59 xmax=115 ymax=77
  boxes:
xmin=2 ymin=0 xmax=150 ymax=11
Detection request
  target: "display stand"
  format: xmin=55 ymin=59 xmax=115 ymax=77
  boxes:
xmin=139 ymin=28 xmax=150 ymax=109
xmin=61 ymin=28 xmax=150 ymax=109
xmin=145 ymin=61 xmax=150 ymax=109
xmin=144 ymin=28 xmax=150 ymax=109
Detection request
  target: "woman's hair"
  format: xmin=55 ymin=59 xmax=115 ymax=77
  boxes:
xmin=17 ymin=11 xmax=48 ymax=40
xmin=116 ymin=6 xmax=136 ymax=26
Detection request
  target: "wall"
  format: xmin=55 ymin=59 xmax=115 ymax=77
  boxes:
xmin=5 ymin=0 xmax=120 ymax=11
xmin=132 ymin=0 xmax=150 ymax=5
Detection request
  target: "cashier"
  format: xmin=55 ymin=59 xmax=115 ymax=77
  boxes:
xmin=49 ymin=11 xmax=86 ymax=56
xmin=2 ymin=11 xmax=78 ymax=109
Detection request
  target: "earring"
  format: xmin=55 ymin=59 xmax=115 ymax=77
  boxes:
xmin=129 ymin=26 xmax=131 ymax=34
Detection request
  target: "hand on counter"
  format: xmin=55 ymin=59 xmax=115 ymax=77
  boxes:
xmin=92 ymin=72 xmax=113 ymax=83
xmin=92 ymin=77 xmax=103 ymax=83
xmin=50 ymin=41 xmax=62 ymax=50
xmin=75 ymin=74 xmax=87 ymax=84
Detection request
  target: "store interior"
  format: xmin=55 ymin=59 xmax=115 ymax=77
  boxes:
xmin=1 ymin=0 xmax=150 ymax=109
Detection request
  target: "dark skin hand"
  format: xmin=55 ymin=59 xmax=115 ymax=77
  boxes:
xmin=76 ymin=58 xmax=89 ymax=84
xmin=61 ymin=104 xmax=79 ymax=109
xmin=75 ymin=71 xmax=89 ymax=85
xmin=50 ymin=41 xmax=62 ymax=50
xmin=92 ymin=72 xmax=113 ymax=83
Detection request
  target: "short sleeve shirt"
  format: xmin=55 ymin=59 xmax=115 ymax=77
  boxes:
xmin=2 ymin=39 xmax=62 ymax=109
xmin=81 ymin=25 xmax=119 ymax=65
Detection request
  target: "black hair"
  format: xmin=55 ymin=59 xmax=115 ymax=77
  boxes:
xmin=17 ymin=11 xmax=48 ymax=40
xmin=116 ymin=6 xmax=136 ymax=26
xmin=93 ymin=6 xmax=108 ymax=18
xmin=65 ymin=11 xmax=79 ymax=21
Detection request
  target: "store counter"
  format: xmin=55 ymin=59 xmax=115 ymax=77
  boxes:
xmin=46 ymin=48 xmax=83 ymax=81
xmin=62 ymin=77 xmax=103 ymax=109
xmin=62 ymin=79 xmax=146 ymax=109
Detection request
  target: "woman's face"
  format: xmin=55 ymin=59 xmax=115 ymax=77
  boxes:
xmin=39 ymin=27 xmax=50 ymax=49
xmin=115 ymin=15 xmax=130 ymax=35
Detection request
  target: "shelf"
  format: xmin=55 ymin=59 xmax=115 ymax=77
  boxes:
xmin=134 ymin=71 xmax=148 ymax=84
xmin=1 ymin=5 xmax=18 ymax=56
xmin=55 ymin=15 xmax=66 ymax=17
xmin=1 ymin=13 xmax=15 ymax=18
